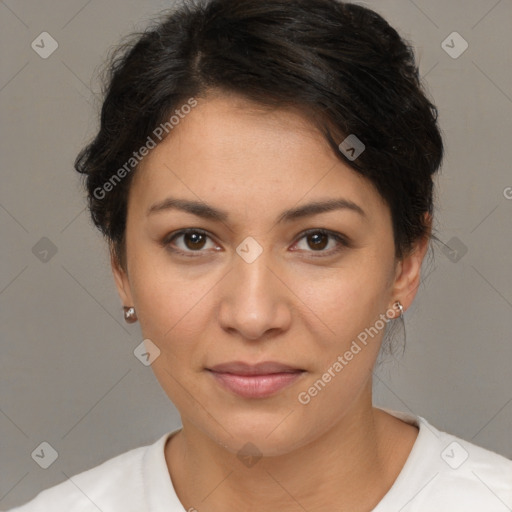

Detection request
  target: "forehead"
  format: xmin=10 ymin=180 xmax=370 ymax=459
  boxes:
xmin=129 ymin=95 xmax=388 ymax=222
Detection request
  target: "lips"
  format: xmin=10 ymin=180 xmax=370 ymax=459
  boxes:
xmin=206 ymin=361 xmax=305 ymax=398
xmin=208 ymin=361 xmax=304 ymax=375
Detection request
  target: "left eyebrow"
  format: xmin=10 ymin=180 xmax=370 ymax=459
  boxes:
xmin=275 ymin=199 xmax=367 ymax=223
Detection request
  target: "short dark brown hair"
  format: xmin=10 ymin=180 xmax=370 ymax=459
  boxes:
xmin=75 ymin=0 xmax=443 ymax=269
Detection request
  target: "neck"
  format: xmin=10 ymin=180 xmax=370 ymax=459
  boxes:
xmin=165 ymin=383 xmax=414 ymax=512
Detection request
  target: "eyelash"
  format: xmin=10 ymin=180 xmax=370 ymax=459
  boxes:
xmin=162 ymin=228 xmax=350 ymax=258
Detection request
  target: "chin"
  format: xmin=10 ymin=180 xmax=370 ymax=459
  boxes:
xmin=203 ymin=409 xmax=315 ymax=458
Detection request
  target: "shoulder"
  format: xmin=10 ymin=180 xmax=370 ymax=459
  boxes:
xmin=6 ymin=435 xmax=168 ymax=512
xmin=421 ymin=422 xmax=512 ymax=509
xmin=376 ymin=408 xmax=512 ymax=511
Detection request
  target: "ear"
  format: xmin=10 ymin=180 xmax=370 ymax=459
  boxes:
xmin=391 ymin=214 xmax=432 ymax=313
xmin=110 ymin=245 xmax=134 ymax=307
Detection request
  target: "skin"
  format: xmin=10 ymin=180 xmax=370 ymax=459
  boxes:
xmin=112 ymin=92 xmax=429 ymax=512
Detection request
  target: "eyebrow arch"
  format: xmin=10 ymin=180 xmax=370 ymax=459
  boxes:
xmin=147 ymin=197 xmax=366 ymax=222
xmin=276 ymin=199 xmax=366 ymax=223
xmin=147 ymin=197 xmax=229 ymax=222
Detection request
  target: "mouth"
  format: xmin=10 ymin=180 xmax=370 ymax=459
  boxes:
xmin=206 ymin=361 xmax=306 ymax=399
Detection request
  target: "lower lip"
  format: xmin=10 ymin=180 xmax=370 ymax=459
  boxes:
xmin=208 ymin=371 xmax=304 ymax=399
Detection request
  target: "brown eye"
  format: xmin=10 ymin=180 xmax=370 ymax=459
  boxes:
xmin=183 ymin=232 xmax=207 ymax=250
xmin=306 ymin=232 xmax=329 ymax=250
xmin=164 ymin=229 xmax=219 ymax=256
xmin=292 ymin=229 xmax=349 ymax=256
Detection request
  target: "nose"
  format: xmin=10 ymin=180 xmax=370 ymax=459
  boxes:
xmin=217 ymin=247 xmax=292 ymax=341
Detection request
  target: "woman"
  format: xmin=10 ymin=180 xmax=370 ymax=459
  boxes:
xmin=8 ymin=0 xmax=512 ymax=510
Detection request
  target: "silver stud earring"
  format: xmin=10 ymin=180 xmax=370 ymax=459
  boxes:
xmin=123 ymin=306 xmax=138 ymax=324
xmin=383 ymin=300 xmax=407 ymax=358
xmin=393 ymin=301 xmax=404 ymax=319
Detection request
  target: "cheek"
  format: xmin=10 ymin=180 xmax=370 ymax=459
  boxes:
xmin=291 ymin=252 xmax=393 ymax=344
xmin=128 ymin=257 xmax=217 ymax=407
xmin=128 ymin=251 xmax=220 ymax=355
xmin=290 ymin=259 xmax=393 ymax=427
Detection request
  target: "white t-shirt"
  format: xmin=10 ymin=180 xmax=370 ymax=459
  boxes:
xmin=6 ymin=407 xmax=512 ymax=512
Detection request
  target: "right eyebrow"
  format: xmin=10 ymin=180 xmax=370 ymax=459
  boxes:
xmin=147 ymin=197 xmax=229 ymax=222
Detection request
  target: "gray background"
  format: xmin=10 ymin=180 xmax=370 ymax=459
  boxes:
xmin=1 ymin=0 xmax=511 ymax=508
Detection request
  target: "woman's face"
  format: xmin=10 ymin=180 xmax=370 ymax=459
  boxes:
xmin=113 ymin=93 xmax=425 ymax=456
